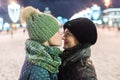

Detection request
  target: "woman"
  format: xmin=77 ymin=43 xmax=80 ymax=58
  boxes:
xmin=19 ymin=6 xmax=62 ymax=80
xmin=58 ymin=18 xmax=97 ymax=80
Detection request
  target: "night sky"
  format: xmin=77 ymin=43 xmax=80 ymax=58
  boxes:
xmin=19 ymin=0 xmax=120 ymax=18
xmin=0 ymin=0 xmax=120 ymax=22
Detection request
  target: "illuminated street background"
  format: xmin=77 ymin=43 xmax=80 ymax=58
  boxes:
xmin=0 ymin=0 xmax=120 ymax=80
xmin=0 ymin=28 xmax=120 ymax=80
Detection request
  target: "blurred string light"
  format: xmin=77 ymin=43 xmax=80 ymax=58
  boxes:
xmin=69 ymin=4 xmax=102 ymax=24
xmin=70 ymin=4 xmax=101 ymax=20
xmin=3 ymin=22 xmax=10 ymax=31
xmin=91 ymin=4 xmax=101 ymax=20
xmin=8 ymin=1 xmax=20 ymax=23
xmin=44 ymin=7 xmax=51 ymax=14
xmin=103 ymin=8 xmax=120 ymax=27
xmin=104 ymin=0 xmax=112 ymax=8
xmin=0 ymin=17 xmax=3 ymax=30
xmin=57 ymin=16 xmax=68 ymax=25
xmin=69 ymin=9 xmax=91 ymax=20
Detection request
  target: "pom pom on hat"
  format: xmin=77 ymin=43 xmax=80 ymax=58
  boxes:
xmin=21 ymin=6 xmax=60 ymax=43
xmin=21 ymin=6 xmax=40 ymax=22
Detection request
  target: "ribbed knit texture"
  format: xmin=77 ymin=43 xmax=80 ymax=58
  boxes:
xmin=22 ymin=6 xmax=60 ymax=43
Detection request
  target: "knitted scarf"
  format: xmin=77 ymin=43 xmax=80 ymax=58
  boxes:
xmin=25 ymin=39 xmax=62 ymax=73
xmin=60 ymin=43 xmax=91 ymax=67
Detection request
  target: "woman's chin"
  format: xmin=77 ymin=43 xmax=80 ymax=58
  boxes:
xmin=63 ymin=45 xmax=69 ymax=49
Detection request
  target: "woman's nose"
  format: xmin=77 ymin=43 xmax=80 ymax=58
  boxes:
xmin=62 ymin=36 xmax=65 ymax=40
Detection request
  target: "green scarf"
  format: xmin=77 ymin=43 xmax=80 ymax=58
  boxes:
xmin=25 ymin=39 xmax=62 ymax=73
xmin=60 ymin=43 xmax=91 ymax=67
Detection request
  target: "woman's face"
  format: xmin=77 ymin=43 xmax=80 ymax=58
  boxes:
xmin=48 ymin=28 xmax=63 ymax=46
xmin=63 ymin=28 xmax=79 ymax=49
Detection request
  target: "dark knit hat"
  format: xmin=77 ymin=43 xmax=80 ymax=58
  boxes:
xmin=63 ymin=18 xmax=97 ymax=44
xmin=21 ymin=6 xmax=60 ymax=43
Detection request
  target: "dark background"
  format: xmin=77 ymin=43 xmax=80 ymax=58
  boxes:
xmin=0 ymin=0 xmax=120 ymax=22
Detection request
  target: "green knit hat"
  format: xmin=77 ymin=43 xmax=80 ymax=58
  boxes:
xmin=21 ymin=6 xmax=60 ymax=43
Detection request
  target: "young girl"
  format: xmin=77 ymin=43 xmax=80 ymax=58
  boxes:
xmin=19 ymin=6 xmax=62 ymax=80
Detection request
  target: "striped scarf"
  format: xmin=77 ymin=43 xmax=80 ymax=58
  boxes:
xmin=25 ymin=39 xmax=62 ymax=73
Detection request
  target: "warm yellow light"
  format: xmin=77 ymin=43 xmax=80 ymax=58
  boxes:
xmin=104 ymin=0 xmax=111 ymax=8
xmin=104 ymin=0 xmax=110 ymax=3
xmin=9 ymin=0 xmax=17 ymax=4
xmin=93 ymin=4 xmax=98 ymax=7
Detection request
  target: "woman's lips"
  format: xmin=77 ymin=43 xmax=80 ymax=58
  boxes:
xmin=64 ymin=40 xmax=68 ymax=45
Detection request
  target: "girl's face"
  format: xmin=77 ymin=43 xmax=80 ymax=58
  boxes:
xmin=48 ymin=28 xmax=63 ymax=46
xmin=63 ymin=28 xmax=79 ymax=49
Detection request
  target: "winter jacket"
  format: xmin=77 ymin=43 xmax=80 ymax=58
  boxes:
xmin=58 ymin=44 xmax=97 ymax=80
xmin=19 ymin=59 xmax=57 ymax=80
xmin=19 ymin=40 xmax=62 ymax=80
